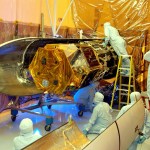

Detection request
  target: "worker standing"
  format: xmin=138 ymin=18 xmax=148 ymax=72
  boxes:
xmin=74 ymin=82 xmax=99 ymax=112
xmin=103 ymin=22 xmax=130 ymax=75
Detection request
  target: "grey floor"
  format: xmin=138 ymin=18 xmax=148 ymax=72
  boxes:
xmin=0 ymin=103 xmax=119 ymax=150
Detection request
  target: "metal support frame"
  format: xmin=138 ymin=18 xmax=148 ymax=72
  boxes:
xmin=55 ymin=0 xmax=74 ymax=35
xmin=46 ymin=0 xmax=55 ymax=35
xmin=45 ymin=0 xmax=74 ymax=36
xmin=10 ymin=96 xmax=76 ymax=125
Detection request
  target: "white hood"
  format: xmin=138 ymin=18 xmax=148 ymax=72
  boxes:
xmin=19 ymin=118 xmax=33 ymax=135
xmin=130 ymin=91 xmax=141 ymax=103
xmin=93 ymin=92 xmax=104 ymax=104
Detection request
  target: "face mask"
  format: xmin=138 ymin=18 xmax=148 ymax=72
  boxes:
xmin=93 ymin=101 xmax=99 ymax=106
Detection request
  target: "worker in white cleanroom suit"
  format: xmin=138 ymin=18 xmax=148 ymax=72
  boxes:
xmin=136 ymin=110 xmax=150 ymax=150
xmin=74 ymin=82 xmax=99 ymax=112
xmin=82 ymin=92 xmax=113 ymax=136
xmin=13 ymin=118 xmax=42 ymax=150
xmin=135 ymin=51 xmax=150 ymax=150
xmin=121 ymin=92 xmax=150 ymax=150
xmin=103 ymin=22 xmax=130 ymax=75
xmin=144 ymin=50 xmax=150 ymax=100
xmin=116 ymin=91 xmax=141 ymax=119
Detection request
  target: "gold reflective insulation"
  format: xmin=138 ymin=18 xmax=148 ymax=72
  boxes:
xmin=29 ymin=43 xmax=103 ymax=95
xmin=29 ymin=44 xmax=77 ymax=95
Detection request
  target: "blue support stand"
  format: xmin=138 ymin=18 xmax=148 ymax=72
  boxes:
xmin=11 ymin=109 xmax=18 ymax=116
xmin=46 ymin=117 xmax=53 ymax=125
xmin=78 ymin=104 xmax=85 ymax=111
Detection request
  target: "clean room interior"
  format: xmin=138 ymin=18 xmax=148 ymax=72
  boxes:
xmin=0 ymin=0 xmax=150 ymax=150
xmin=0 ymin=103 xmax=119 ymax=150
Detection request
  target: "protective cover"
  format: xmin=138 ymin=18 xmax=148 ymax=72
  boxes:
xmin=72 ymin=0 xmax=150 ymax=90
xmin=72 ymin=0 xmax=150 ymax=39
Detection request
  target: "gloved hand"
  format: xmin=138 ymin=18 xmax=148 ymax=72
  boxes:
xmin=83 ymin=129 xmax=88 ymax=136
xmin=137 ymin=136 xmax=147 ymax=144
xmin=101 ymin=42 xmax=107 ymax=48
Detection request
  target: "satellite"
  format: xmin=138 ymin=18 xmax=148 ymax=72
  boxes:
xmin=0 ymin=37 xmax=117 ymax=130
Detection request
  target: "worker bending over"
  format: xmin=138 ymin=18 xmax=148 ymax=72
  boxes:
xmin=103 ymin=22 xmax=130 ymax=75
xmin=74 ymin=82 xmax=99 ymax=112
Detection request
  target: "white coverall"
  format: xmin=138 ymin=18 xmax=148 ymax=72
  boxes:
xmin=13 ymin=118 xmax=42 ymax=150
xmin=84 ymin=92 xmax=113 ymax=134
xmin=116 ymin=91 xmax=141 ymax=119
xmin=144 ymin=50 xmax=150 ymax=99
xmin=124 ymin=92 xmax=150 ymax=150
xmin=136 ymin=109 xmax=150 ymax=150
xmin=128 ymin=108 xmax=150 ymax=150
xmin=74 ymin=82 xmax=99 ymax=111
xmin=104 ymin=22 xmax=130 ymax=74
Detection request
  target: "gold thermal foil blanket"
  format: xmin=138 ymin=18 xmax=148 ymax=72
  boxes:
xmin=29 ymin=44 xmax=75 ymax=94
xmin=24 ymin=121 xmax=90 ymax=150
